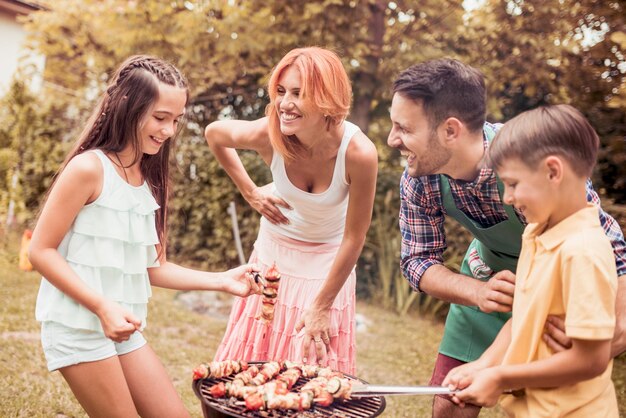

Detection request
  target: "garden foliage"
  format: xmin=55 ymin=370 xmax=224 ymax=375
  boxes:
xmin=2 ymin=0 xmax=625 ymax=315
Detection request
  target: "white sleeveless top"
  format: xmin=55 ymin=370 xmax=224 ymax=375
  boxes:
xmin=35 ymin=149 xmax=159 ymax=332
xmin=261 ymin=121 xmax=360 ymax=244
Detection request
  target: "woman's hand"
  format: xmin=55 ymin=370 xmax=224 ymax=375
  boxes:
xmin=95 ymin=299 xmax=142 ymax=343
xmin=246 ymin=184 xmax=291 ymax=225
xmin=222 ymin=264 xmax=263 ymax=297
xmin=296 ymin=307 xmax=331 ymax=366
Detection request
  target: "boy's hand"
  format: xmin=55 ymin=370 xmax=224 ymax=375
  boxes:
xmin=443 ymin=358 xmax=489 ymax=390
xmin=451 ymin=367 xmax=504 ymax=408
xmin=476 ymin=270 xmax=516 ymax=313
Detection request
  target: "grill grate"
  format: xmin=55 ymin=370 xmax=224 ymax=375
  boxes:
xmin=193 ymin=363 xmax=386 ymax=418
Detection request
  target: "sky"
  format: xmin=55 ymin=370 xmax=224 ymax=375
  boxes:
xmin=463 ymin=0 xmax=486 ymax=11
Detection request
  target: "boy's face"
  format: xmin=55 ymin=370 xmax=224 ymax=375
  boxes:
xmin=497 ymin=157 xmax=555 ymax=225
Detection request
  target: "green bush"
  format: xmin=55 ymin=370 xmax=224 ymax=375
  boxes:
xmin=0 ymin=80 xmax=68 ymax=228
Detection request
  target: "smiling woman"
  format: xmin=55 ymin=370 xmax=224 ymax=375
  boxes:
xmin=205 ymin=46 xmax=379 ymax=375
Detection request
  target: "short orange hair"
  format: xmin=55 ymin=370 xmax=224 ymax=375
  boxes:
xmin=266 ymin=47 xmax=352 ymax=162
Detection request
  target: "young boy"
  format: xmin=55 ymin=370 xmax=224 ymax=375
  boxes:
xmin=442 ymin=104 xmax=618 ymax=418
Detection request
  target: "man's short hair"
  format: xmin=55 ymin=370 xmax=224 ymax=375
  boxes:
xmin=393 ymin=58 xmax=486 ymax=132
xmin=487 ymin=104 xmax=599 ymax=177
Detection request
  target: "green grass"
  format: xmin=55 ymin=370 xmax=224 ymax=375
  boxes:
xmin=1 ymin=236 xmax=625 ymax=417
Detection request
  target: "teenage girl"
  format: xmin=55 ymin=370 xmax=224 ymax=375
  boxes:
xmin=29 ymin=55 xmax=261 ymax=418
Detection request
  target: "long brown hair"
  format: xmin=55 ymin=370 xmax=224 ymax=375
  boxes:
xmin=56 ymin=55 xmax=188 ymax=251
xmin=266 ymin=47 xmax=352 ymax=162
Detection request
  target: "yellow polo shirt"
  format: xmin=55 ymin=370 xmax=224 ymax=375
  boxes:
xmin=500 ymin=204 xmax=618 ymax=418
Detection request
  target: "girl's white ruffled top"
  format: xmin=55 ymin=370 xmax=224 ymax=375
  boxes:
xmin=35 ymin=149 xmax=159 ymax=332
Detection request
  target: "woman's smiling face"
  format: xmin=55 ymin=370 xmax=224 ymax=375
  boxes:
xmin=274 ymin=66 xmax=325 ymax=138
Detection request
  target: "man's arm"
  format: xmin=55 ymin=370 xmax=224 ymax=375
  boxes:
xmin=420 ymin=265 xmax=515 ymax=313
xmin=399 ymin=172 xmax=515 ymax=312
xmin=398 ymin=172 xmax=447 ymax=291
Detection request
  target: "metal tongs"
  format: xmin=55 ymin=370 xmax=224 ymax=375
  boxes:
xmin=350 ymin=384 xmax=525 ymax=398
xmin=350 ymin=384 xmax=457 ymax=398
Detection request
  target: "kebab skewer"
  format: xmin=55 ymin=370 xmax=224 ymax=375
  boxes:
xmin=205 ymin=361 xmax=354 ymax=411
xmin=208 ymin=361 xmax=283 ymax=398
xmin=256 ymin=262 xmax=281 ymax=322
xmin=242 ymin=374 xmax=354 ymax=411
xmin=209 ymin=361 xmax=290 ymax=398
xmin=192 ymin=360 xmax=248 ymax=381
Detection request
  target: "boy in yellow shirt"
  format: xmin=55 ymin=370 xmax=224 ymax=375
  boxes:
xmin=443 ymin=104 xmax=618 ymax=417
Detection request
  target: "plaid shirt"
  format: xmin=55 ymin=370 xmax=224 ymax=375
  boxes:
xmin=399 ymin=123 xmax=626 ymax=291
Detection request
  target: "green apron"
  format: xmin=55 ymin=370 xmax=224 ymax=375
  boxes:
xmin=437 ymin=139 xmax=525 ymax=362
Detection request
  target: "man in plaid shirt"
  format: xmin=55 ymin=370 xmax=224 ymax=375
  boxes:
xmin=387 ymin=58 xmax=626 ymax=418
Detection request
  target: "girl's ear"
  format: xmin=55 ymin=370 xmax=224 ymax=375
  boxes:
xmin=544 ymin=155 xmax=563 ymax=182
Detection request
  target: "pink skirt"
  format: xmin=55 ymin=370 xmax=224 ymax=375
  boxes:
xmin=214 ymin=225 xmax=356 ymax=374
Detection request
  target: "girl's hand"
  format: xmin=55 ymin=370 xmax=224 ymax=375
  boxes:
xmin=295 ymin=307 xmax=331 ymax=366
xmin=451 ymin=367 xmax=504 ymax=408
xmin=95 ymin=299 xmax=142 ymax=343
xmin=222 ymin=264 xmax=262 ymax=297
xmin=247 ymin=184 xmax=291 ymax=225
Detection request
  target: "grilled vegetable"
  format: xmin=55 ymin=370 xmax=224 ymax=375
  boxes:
xmin=256 ymin=262 xmax=281 ymax=323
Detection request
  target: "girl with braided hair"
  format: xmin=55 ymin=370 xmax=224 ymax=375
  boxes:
xmin=29 ymin=55 xmax=262 ymax=417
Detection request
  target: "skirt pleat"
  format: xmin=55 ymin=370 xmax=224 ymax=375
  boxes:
xmin=214 ymin=226 xmax=356 ymax=374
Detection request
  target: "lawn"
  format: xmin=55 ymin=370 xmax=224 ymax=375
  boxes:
xmin=1 ymin=236 xmax=625 ymax=417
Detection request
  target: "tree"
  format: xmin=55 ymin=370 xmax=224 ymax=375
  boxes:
xmin=0 ymin=78 xmax=67 ymax=228
xmin=464 ymin=0 xmax=626 ymax=200
xmin=6 ymin=0 xmax=623 ymax=311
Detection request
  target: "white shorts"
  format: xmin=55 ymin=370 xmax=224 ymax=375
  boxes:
xmin=41 ymin=321 xmax=147 ymax=372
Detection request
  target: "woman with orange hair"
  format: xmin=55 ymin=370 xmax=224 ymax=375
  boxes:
xmin=205 ymin=47 xmax=378 ymax=374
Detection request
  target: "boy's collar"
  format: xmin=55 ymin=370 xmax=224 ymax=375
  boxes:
xmin=523 ymin=203 xmax=601 ymax=250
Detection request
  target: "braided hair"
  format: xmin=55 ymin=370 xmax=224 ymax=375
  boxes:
xmin=60 ymin=55 xmax=189 ymax=254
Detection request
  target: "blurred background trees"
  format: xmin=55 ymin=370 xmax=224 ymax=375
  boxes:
xmin=1 ymin=0 xmax=624 ymax=315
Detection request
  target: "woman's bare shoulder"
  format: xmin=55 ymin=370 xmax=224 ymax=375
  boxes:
xmin=346 ymin=130 xmax=378 ymax=165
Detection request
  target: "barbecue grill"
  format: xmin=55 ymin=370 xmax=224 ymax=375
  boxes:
xmin=193 ymin=362 xmax=386 ymax=418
